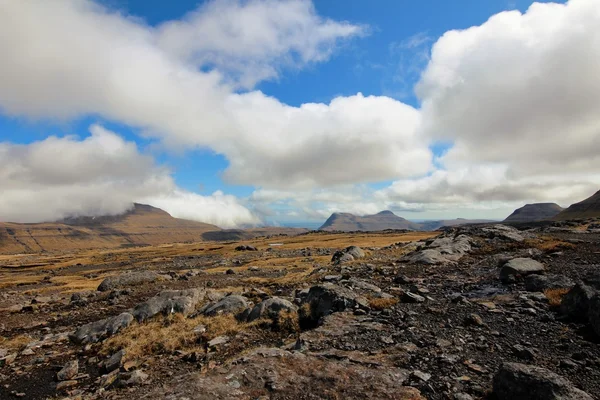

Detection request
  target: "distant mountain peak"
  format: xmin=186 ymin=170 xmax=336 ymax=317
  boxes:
xmin=554 ymin=190 xmax=600 ymax=221
xmin=504 ymin=203 xmax=563 ymax=223
xmin=319 ymin=210 xmax=419 ymax=232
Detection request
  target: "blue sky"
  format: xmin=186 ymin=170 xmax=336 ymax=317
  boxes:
xmin=2 ymin=0 xmax=597 ymax=228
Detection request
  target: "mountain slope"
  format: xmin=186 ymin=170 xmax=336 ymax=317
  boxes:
xmin=319 ymin=210 xmax=422 ymax=231
xmin=0 ymin=204 xmax=220 ymax=254
xmin=504 ymin=203 xmax=564 ymax=222
xmin=554 ymin=190 xmax=600 ymax=220
xmin=419 ymin=218 xmax=497 ymax=231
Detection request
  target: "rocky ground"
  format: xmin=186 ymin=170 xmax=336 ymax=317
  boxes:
xmin=1 ymin=223 xmax=600 ymax=399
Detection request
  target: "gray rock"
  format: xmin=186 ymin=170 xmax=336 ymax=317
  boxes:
xmin=247 ymin=297 xmax=298 ymax=322
xmin=525 ymin=274 xmax=574 ymax=292
xmin=70 ymin=312 xmax=134 ymax=344
xmin=122 ymin=370 xmax=148 ymax=386
xmin=201 ymin=295 xmax=249 ymax=317
xmin=500 ymin=258 xmax=545 ymax=283
xmin=97 ymin=271 xmax=161 ymax=291
xmin=346 ymin=278 xmax=382 ymax=293
xmin=560 ymin=283 xmax=596 ymax=321
xmin=331 ymin=246 xmax=365 ymax=264
xmin=402 ymin=234 xmax=472 ymax=265
xmin=401 ymin=292 xmax=425 ymax=303
xmin=56 ymin=360 xmax=78 ymax=381
xmin=103 ymin=350 xmax=125 ymax=373
xmin=493 ymin=362 xmax=593 ymax=400
xmin=132 ymin=289 xmax=204 ymax=322
xmin=300 ymin=284 xmax=368 ymax=320
xmin=482 ymin=225 xmax=524 ymax=242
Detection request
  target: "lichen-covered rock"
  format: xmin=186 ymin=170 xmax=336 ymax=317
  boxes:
xmin=97 ymin=271 xmax=161 ymax=292
xmin=300 ymin=284 xmax=369 ymax=321
xmin=56 ymin=360 xmax=78 ymax=381
xmin=132 ymin=289 xmax=204 ymax=322
xmin=70 ymin=312 xmax=134 ymax=344
xmin=493 ymin=362 xmax=593 ymax=400
xmin=247 ymin=297 xmax=298 ymax=322
xmin=200 ymin=295 xmax=249 ymax=317
xmin=331 ymin=246 xmax=365 ymax=264
xmin=402 ymin=234 xmax=472 ymax=265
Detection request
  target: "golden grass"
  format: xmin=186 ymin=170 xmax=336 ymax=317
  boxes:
xmin=544 ymin=288 xmax=570 ymax=307
xmin=102 ymin=314 xmax=260 ymax=362
xmin=0 ymin=334 xmax=32 ymax=351
xmin=275 ymin=310 xmax=300 ymax=334
xmin=525 ymin=237 xmax=576 ymax=252
xmin=368 ymin=297 xmax=399 ymax=311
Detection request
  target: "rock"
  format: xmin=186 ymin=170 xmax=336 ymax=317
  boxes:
xmin=512 ymin=345 xmax=535 ymax=361
xmin=200 ymin=295 xmax=249 ymax=317
xmin=97 ymin=271 xmax=160 ymax=291
xmin=464 ymin=313 xmax=484 ymax=326
xmin=525 ymin=274 xmax=574 ymax=292
xmin=560 ymin=283 xmax=596 ymax=321
xmin=300 ymin=284 xmax=369 ymax=321
xmin=482 ymin=224 xmax=524 ymax=242
xmin=235 ymin=245 xmax=257 ymax=251
xmin=454 ymin=394 xmax=474 ymax=400
xmin=225 ymin=269 xmax=236 ymax=275
xmin=493 ymin=362 xmax=593 ymax=399
xmin=208 ymin=336 xmax=230 ymax=348
xmin=401 ymin=292 xmax=425 ymax=303
xmin=500 ymin=258 xmax=545 ymax=283
xmin=248 ymin=266 xmax=259 ymax=272
xmin=402 ymin=234 xmax=472 ymax=265
xmin=346 ymin=278 xmax=381 ymax=293
xmin=132 ymin=289 xmax=204 ymax=322
xmin=411 ymin=370 xmax=431 ymax=382
xmin=331 ymin=246 xmax=365 ymax=264
xmin=587 ymin=294 xmax=600 ymax=337
xmin=122 ymin=370 xmax=148 ymax=386
xmin=103 ymin=350 xmax=125 ymax=373
xmin=56 ymin=380 xmax=78 ymax=391
xmin=247 ymin=297 xmax=298 ymax=322
xmin=70 ymin=312 xmax=134 ymax=344
xmin=56 ymin=360 xmax=78 ymax=381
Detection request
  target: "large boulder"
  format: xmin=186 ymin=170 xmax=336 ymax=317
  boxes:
xmin=493 ymin=362 xmax=593 ymax=400
xmin=482 ymin=225 xmax=524 ymax=242
xmin=300 ymin=284 xmax=369 ymax=321
xmin=560 ymin=283 xmax=597 ymax=321
xmin=402 ymin=234 xmax=472 ymax=265
xmin=200 ymin=295 xmax=249 ymax=317
xmin=500 ymin=258 xmax=545 ymax=283
xmin=132 ymin=289 xmax=204 ymax=322
xmin=525 ymin=274 xmax=574 ymax=292
xmin=247 ymin=297 xmax=298 ymax=322
xmin=70 ymin=312 xmax=134 ymax=344
xmin=97 ymin=271 xmax=161 ymax=292
xmin=331 ymin=246 xmax=365 ymax=264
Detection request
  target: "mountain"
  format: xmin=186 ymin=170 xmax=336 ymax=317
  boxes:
xmin=319 ymin=210 xmax=422 ymax=231
xmin=554 ymin=190 xmax=600 ymax=220
xmin=504 ymin=203 xmax=564 ymax=222
xmin=0 ymin=203 xmax=219 ymax=254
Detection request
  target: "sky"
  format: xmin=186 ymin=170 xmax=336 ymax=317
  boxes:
xmin=1 ymin=0 xmax=599 ymax=228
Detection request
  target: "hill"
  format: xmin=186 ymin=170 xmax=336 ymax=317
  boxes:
xmin=504 ymin=203 xmax=564 ymax=222
xmin=554 ymin=190 xmax=600 ymax=220
xmin=0 ymin=203 xmax=219 ymax=254
xmin=319 ymin=210 xmax=422 ymax=231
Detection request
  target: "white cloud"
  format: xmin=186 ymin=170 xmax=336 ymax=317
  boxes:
xmin=143 ymin=190 xmax=261 ymax=228
xmin=0 ymin=126 xmax=258 ymax=226
xmin=157 ymin=0 xmax=365 ymax=88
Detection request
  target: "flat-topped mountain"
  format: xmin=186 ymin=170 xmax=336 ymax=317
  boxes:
xmin=554 ymin=190 xmax=600 ymax=220
xmin=0 ymin=203 xmax=220 ymax=254
xmin=419 ymin=218 xmax=497 ymax=231
xmin=504 ymin=203 xmax=564 ymax=222
xmin=319 ymin=210 xmax=422 ymax=231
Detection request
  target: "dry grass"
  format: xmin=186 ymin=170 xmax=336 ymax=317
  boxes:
xmin=525 ymin=237 xmax=576 ymax=252
xmin=0 ymin=334 xmax=32 ymax=351
xmin=102 ymin=314 xmax=260 ymax=362
xmin=275 ymin=310 xmax=300 ymax=333
xmin=544 ymin=288 xmax=570 ymax=307
xmin=368 ymin=297 xmax=399 ymax=311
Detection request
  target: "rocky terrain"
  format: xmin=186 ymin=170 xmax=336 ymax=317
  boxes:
xmin=555 ymin=190 xmax=600 ymax=221
xmin=504 ymin=203 xmax=564 ymax=223
xmin=1 ymin=223 xmax=600 ymax=399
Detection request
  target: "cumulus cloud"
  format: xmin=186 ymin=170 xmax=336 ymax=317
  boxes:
xmin=418 ymin=0 xmax=600 ymax=176
xmin=0 ymin=126 xmax=258 ymax=226
xmin=0 ymin=0 xmax=428 ymax=190
xmin=157 ymin=0 xmax=365 ymax=88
